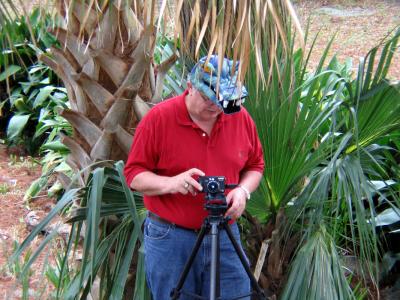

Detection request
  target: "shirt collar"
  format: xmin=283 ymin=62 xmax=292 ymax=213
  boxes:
xmin=175 ymin=89 xmax=227 ymax=127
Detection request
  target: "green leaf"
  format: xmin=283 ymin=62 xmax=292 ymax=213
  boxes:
xmin=134 ymin=245 xmax=151 ymax=300
xmin=0 ymin=65 xmax=21 ymax=81
xmin=13 ymin=98 xmax=31 ymax=112
xmin=39 ymin=77 xmax=50 ymax=84
xmin=109 ymin=228 xmax=140 ymax=300
xmin=281 ymin=227 xmax=355 ymax=300
xmin=33 ymin=86 xmax=55 ymax=108
xmin=29 ymin=8 xmax=40 ymax=26
xmin=40 ymin=140 xmax=70 ymax=153
xmin=20 ymin=81 xmax=37 ymax=94
xmin=373 ymin=208 xmax=400 ymax=227
xmin=78 ymin=168 xmax=105 ymax=293
xmin=21 ymin=228 xmax=59 ymax=276
xmin=23 ymin=176 xmax=48 ymax=201
xmin=54 ymin=161 xmax=73 ymax=173
xmin=7 ymin=114 xmax=31 ymax=140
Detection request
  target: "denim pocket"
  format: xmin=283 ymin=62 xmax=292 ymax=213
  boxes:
xmin=145 ymin=220 xmax=171 ymax=240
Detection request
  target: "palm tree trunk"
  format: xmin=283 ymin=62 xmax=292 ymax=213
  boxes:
xmin=42 ymin=0 xmax=174 ymax=185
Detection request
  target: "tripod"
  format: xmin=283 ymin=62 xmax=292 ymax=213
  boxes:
xmin=170 ymin=190 xmax=266 ymax=300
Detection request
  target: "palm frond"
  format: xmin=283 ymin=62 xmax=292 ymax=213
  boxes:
xmin=139 ymin=0 xmax=304 ymax=94
xmin=281 ymin=226 xmax=355 ymax=300
xmin=285 ymin=29 xmax=400 ymax=292
xmin=0 ymin=0 xmax=18 ymax=25
xmin=11 ymin=161 xmax=149 ymax=299
xmin=245 ymin=32 xmax=341 ymax=214
xmin=64 ymin=162 xmax=147 ymax=298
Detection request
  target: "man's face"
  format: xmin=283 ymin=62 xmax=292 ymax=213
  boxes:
xmin=190 ymin=87 xmax=222 ymax=120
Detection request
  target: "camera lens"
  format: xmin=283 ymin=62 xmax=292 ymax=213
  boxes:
xmin=207 ymin=181 xmax=219 ymax=193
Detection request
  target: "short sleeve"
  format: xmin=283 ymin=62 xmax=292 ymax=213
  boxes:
xmin=242 ymin=113 xmax=265 ymax=174
xmin=123 ymin=113 xmax=159 ymax=188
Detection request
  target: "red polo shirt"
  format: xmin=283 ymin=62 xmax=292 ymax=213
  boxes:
xmin=124 ymin=90 xmax=264 ymax=229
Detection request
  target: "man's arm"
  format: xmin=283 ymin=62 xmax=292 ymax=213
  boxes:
xmin=131 ymin=168 xmax=205 ymax=196
xmin=225 ymin=170 xmax=263 ymax=220
xmin=238 ymin=170 xmax=263 ymax=195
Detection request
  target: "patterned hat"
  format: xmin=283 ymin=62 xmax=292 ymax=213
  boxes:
xmin=188 ymin=55 xmax=248 ymax=114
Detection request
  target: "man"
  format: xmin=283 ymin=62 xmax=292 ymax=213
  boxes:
xmin=124 ymin=55 xmax=264 ymax=299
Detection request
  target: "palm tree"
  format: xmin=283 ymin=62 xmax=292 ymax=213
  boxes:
xmin=2 ymin=0 xmax=303 ymax=183
xmin=245 ymin=25 xmax=400 ymax=298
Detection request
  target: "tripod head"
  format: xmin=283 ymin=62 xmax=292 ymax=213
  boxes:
xmin=198 ymin=176 xmax=237 ymax=216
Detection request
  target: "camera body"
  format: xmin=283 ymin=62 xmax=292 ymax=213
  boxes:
xmin=199 ymin=176 xmax=226 ymax=195
xmin=198 ymin=176 xmax=237 ymax=215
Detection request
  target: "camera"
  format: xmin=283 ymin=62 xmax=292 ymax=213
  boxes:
xmin=198 ymin=176 xmax=226 ymax=195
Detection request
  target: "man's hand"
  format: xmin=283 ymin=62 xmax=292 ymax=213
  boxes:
xmin=225 ymin=187 xmax=248 ymax=220
xmin=167 ymin=168 xmax=205 ymax=196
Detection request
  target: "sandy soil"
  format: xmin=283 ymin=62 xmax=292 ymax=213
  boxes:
xmin=295 ymin=0 xmax=400 ymax=78
xmin=0 ymin=144 xmax=55 ymax=299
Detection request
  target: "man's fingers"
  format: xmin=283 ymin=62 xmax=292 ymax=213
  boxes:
xmin=187 ymin=177 xmax=203 ymax=191
xmin=185 ymin=168 xmax=205 ymax=191
xmin=225 ymin=207 xmax=233 ymax=217
xmin=225 ymin=199 xmax=237 ymax=215
xmin=225 ymin=194 xmax=245 ymax=219
xmin=185 ymin=183 xmax=196 ymax=196
xmin=180 ymin=186 xmax=189 ymax=195
xmin=225 ymin=192 xmax=233 ymax=204
xmin=188 ymin=168 xmax=205 ymax=177
xmin=225 ymin=206 xmax=237 ymax=219
xmin=189 ymin=186 xmax=198 ymax=196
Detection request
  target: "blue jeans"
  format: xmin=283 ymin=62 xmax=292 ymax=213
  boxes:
xmin=144 ymin=217 xmax=251 ymax=300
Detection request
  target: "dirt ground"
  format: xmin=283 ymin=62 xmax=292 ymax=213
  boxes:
xmin=295 ymin=0 xmax=400 ymax=78
xmin=0 ymin=0 xmax=399 ymax=299
xmin=0 ymin=144 xmax=55 ymax=299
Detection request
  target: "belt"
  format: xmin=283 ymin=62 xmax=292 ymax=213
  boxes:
xmin=147 ymin=211 xmax=200 ymax=233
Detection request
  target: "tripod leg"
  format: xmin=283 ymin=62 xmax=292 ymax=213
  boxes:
xmin=170 ymin=226 xmax=208 ymax=300
xmin=223 ymin=222 xmax=266 ymax=299
xmin=209 ymin=222 xmax=220 ymax=300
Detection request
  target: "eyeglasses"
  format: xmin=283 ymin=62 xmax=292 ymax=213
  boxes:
xmin=197 ymin=90 xmax=211 ymax=102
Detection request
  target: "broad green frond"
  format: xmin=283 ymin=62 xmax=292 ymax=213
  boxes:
xmin=245 ymin=34 xmax=340 ymax=213
xmin=281 ymin=226 xmax=355 ymax=300
xmin=12 ymin=161 xmax=149 ymax=299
